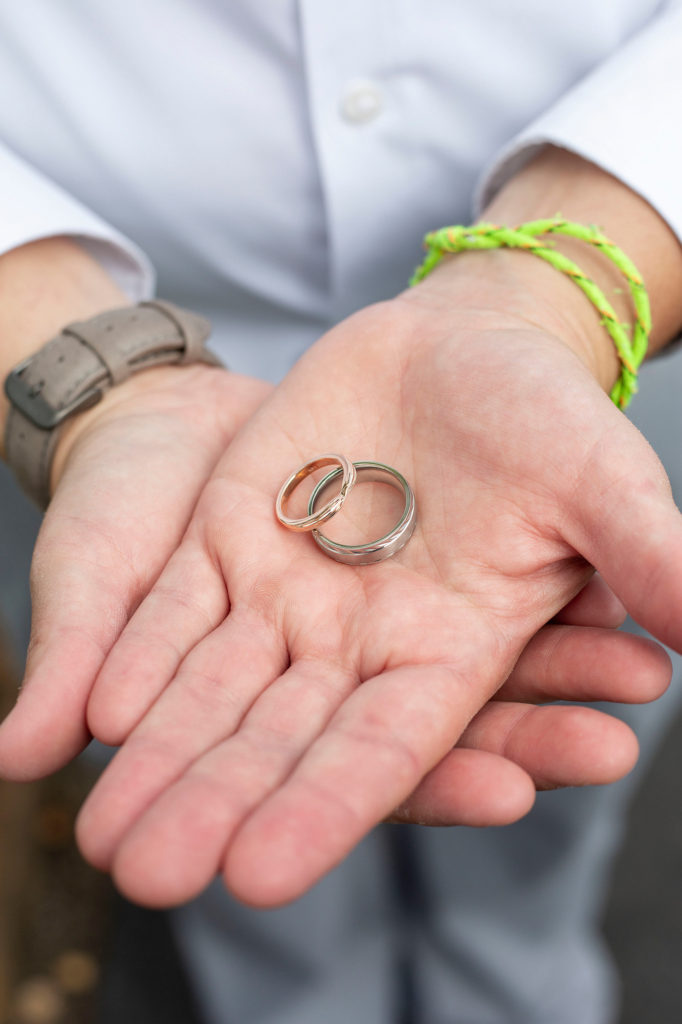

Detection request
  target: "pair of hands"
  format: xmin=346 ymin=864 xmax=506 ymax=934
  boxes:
xmin=0 ymin=264 xmax=677 ymax=908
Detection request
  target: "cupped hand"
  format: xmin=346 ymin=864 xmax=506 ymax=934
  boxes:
xmin=75 ymin=278 xmax=678 ymax=908
xmin=0 ymin=363 xmax=271 ymax=776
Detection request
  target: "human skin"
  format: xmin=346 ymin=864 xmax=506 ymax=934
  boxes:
xmin=0 ymin=146 xmax=680 ymax=907
xmin=0 ymin=240 xmax=639 ymax=804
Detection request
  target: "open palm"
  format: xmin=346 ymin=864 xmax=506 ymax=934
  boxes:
xmin=75 ymin=294 xmax=678 ymax=908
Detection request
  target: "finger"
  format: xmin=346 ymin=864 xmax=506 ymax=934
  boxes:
xmin=76 ymin=610 xmax=287 ymax=870
xmin=387 ymin=749 xmax=536 ymax=826
xmin=0 ymin=508 xmax=146 ymax=780
xmin=390 ymin=700 xmax=639 ymax=826
xmin=498 ymin=624 xmax=671 ymax=703
xmin=223 ymin=660 xmax=492 ymax=908
xmin=105 ymin=656 xmax=359 ymax=908
xmin=87 ymin=539 xmax=228 ymax=745
xmin=564 ymin=414 xmax=682 ymax=652
xmin=552 ymin=573 xmax=626 ymax=627
xmin=457 ymin=701 xmax=639 ymax=788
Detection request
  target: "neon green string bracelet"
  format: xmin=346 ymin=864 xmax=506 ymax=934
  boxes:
xmin=409 ymin=217 xmax=651 ymax=409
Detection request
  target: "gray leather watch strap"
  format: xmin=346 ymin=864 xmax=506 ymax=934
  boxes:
xmin=4 ymin=300 xmax=221 ymax=508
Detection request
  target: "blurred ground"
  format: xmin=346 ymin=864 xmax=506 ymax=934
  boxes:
xmin=0 ymin=636 xmax=110 ymax=1024
xmin=1 ymin=627 xmax=682 ymax=1024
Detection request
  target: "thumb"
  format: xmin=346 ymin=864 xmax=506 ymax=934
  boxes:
xmin=564 ymin=411 xmax=682 ymax=652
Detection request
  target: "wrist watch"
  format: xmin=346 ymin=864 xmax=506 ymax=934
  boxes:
xmin=3 ymin=299 xmax=222 ymax=508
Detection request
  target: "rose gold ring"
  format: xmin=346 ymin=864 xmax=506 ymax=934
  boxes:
xmin=275 ymin=453 xmax=356 ymax=532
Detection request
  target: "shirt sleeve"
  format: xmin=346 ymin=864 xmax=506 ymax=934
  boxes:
xmin=474 ymin=1 xmax=682 ymax=243
xmin=0 ymin=140 xmax=154 ymax=301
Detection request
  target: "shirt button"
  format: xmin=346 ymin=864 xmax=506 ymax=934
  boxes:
xmin=340 ymin=79 xmax=384 ymax=124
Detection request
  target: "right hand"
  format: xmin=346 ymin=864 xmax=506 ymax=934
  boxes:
xmin=71 ymin=289 xmax=676 ymax=908
xmin=0 ymin=351 xmax=660 ymax=789
xmin=0 ymin=340 xmax=666 ymax=821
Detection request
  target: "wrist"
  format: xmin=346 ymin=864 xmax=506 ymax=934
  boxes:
xmin=0 ymin=237 xmax=129 ymax=458
xmin=403 ymin=145 xmax=682 ymax=400
xmin=4 ymin=299 xmax=219 ymax=506
xmin=49 ymin=363 xmax=199 ymax=490
xmin=400 ymin=246 xmax=621 ymax=393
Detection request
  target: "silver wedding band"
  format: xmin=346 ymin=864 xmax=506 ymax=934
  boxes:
xmin=307 ymin=460 xmax=416 ymax=565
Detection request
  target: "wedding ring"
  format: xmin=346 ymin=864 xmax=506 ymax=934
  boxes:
xmin=275 ymin=453 xmax=357 ymax=532
xmin=307 ymin=461 xmax=416 ymax=565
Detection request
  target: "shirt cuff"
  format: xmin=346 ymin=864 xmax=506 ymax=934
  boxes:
xmin=473 ymin=2 xmax=682 ymax=247
xmin=0 ymin=141 xmax=155 ymax=301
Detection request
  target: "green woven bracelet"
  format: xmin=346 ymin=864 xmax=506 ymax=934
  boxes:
xmin=409 ymin=217 xmax=651 ymax=409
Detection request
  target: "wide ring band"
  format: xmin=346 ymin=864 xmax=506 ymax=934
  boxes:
xmin=308 ymin=461 xmax=416 ymax=565
xmin=275 ymin=453 xmax=357 ymax=532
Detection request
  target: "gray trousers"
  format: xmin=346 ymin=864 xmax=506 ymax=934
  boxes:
xmin=2 ymin=353 xmax=681 ymax=1023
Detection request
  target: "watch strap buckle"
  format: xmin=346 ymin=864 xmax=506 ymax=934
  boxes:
xmin=4 ymin=361 xmax=103 ymax=430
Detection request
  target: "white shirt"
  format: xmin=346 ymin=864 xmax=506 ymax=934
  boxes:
xmin=0 ymin=0 xmax=680 ymax=382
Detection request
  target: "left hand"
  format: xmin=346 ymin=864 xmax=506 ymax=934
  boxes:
xmin=74 ymin=269 xmax=677 ymax=908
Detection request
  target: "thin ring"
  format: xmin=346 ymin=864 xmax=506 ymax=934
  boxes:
xmin=275 ymin=453 xmax=357 ymax=532
xmin=308 ymin=461 xmax=416 ymax=565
